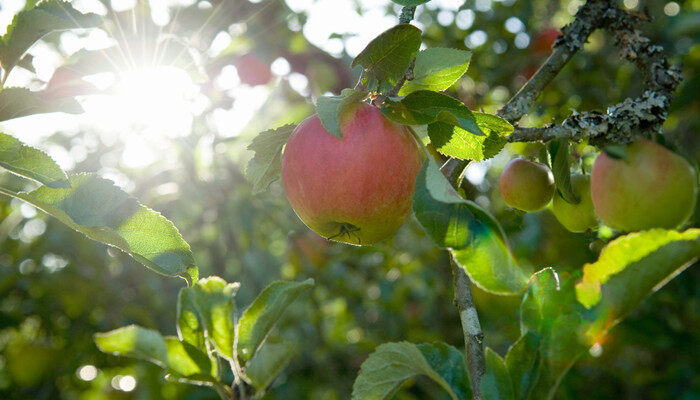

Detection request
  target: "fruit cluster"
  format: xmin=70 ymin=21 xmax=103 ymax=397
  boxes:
xmin=499 ymin=140 xmax=697 ymax=233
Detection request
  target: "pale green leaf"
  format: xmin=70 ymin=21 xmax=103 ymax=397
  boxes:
xmin=0 ymin=87 xmax=83 ymax=122
xmin=94 ymin=325 xmax=168 ymax=368
xmin=399 ymin=48 xmax=471 ymax=95
xmin=429 ymin=113 xmax=512 ymax=161
xmin=245 ymin=341 xmax=296 ymax=393
xmin=0 ymin=132 xmax=69 ymax=188
xmin=316 ymin=88 xmax=368 ymax=138
xmin=188 ymin=277 xmax=238 ymax=361
xmin=177 ymin=287 xmax=206 ymax=350
xmin=164 ymin=337 xmax=219 ymax=385
xmin=246 ymin=124 xmax=295 ymax=194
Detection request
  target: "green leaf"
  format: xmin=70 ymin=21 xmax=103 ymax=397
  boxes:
xmin=413 ymin=158 xmax=526 ymax=295
xmin=0 ymin=0 xmax=101 ymax=76
xmin=237 ymin=279 xmax=314 ymax=361
xmin=10 ymin=173 xmax=198 ymax=284
xmin=351 ymin=24 xmax=421 ymax=92
xmin=177 ymin=287 xmax=206 ymax=350
xmin=391 ymin=0 xmax=431 ymax=5
xmin=576 ymin=229 xmax=700 ymax=309
xmin=416 ymin=342 xmax=471 ymax=400
xmin=246 ymin=124 xmax=295 ymax=194
xmin=164 ymin=337 xmax=219 ymax=385
xmin=188 ymin=277 xmax=239 ymax=361
xmin=577 ymin=229 xmax=700 ymax=343
xmin=399 ymin=48 xmax=471 ymax=95
xmin=94 ymin=325 xmax=168 ymax=368
xmin=429 ymin=112 xmax=512 ymax=161
xmin=245 ymin=341 xmax=296 ymax=393
xmin=481 ymin=348 xmax=514 ymax=400
xmin=505 ymin=333 xmax=540 ymax=400
xmin=316 ymin=88 xmax=368 ymax=138
xmin=548 ymin=139 xmax=577 ymax=204
xmin=383 ymin=90 xmax=483 ymax=137
xmin=0 ymin=132 xmax=69 ymax=188
xmin=0 ymin=87 xmax=83 ymax=122
xmin=351 ymin=342 xmax=462 ymax=400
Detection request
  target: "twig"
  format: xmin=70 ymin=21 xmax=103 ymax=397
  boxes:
xmin=451 ymin=256 xmax=485 ymax=400
xmin=399 ymin=6 xmax=416 ymax=24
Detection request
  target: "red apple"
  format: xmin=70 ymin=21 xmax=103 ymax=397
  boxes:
xmin=281 ymin=102 xmax=423 ymax=245
xmin=235 ymin=53 xmax=272 ymax=86
xmin=591 ymin=139 xmax=697 ymax=231
xmin=532 ymin=27 xmax=559 ymax=55
xmin=499 ymin=158 xmax=555 ymax=212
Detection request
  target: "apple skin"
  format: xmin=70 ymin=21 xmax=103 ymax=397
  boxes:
xmin=552 ymin=174 xmax=598 ymax=232
xmin=499 ymin=158 xmax=555 ymax=212
xmin=591 ymin=139 xmax=698 ymax=231
xmin=281 ymin=102 xmax=423 ymax=245
xmin=235 ymin=54 xmax=272 ymax=86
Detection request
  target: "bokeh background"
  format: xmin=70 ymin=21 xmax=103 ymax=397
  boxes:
xmin=0 ymin=0 xmax=698 ymax=398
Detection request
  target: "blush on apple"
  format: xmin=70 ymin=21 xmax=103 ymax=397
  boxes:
xmin=281 ymin=102 xmax=423 ymax=245
xmin=499 ymin=158 xmax=555 ymax=212
xmin=235 ymin=53 xmax=272 ymax=86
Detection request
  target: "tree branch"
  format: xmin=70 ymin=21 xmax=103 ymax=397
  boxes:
xmin=451 ymin=255 xmax=485 ymax=400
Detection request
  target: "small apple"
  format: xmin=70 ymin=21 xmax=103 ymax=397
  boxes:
xmin=281 ymin=102 xmax=423 ymax=245
xmin=591 ymin=139 xmax=698 ymax=231
xmin=532 ymin=27 xmax=560 ymax=55
xmin=235 ymin=53 xmax=272 ymax=86
xmin=552 ymin=174 xmax=598 ymax=232
xmin=499 ymin=158 xmax=555 ymax=212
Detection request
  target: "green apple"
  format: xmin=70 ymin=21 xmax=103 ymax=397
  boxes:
xmin=552 ymin=174 xmax=598 ymax=232
xmin=499 ymin=158 xmax=555 ymax=212
xmin=281 ymin=102 xmax=423 ymax=245
xmin=591 ymin=139 xmax=698 ymax=231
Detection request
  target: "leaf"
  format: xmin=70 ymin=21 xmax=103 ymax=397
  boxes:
xmin=481 ymin=348 xmax=514 ymax=400
xmin=0 ymin=0 xmax=101 ymax=75
xmin=236 ymin=279 xmax=314 ymax=361
xmin=177 ymin=287 xmax=206 ymax=350
xmin=429 ymin=113 xmax=512 ymax=161
xmin=416 ymin=342 xmax=471 ymax=400
xmin=577 ymin=229 xmax=700 ymax=343
xmin=94 ymin=325 xmax=168 ymax=368
xmin=382 ymin=90 xmax=484 ymax=137
xmin=351 ymin=24 xmax=421 ymax=92
xmin=399 ymin=48 xmax=471 ymax=95
xmin=316 ymin=88 xmax=368 ymax=138
xmin=188 ymin=277 xmax=239 ymax=361
xmin=246 ymin=125 xmax=295 ymax=194
xmin=548 ymin=139 xmax=577 ymax=204
xmin=163 ymin=337 xmax=219 ymax=385
xmin=0 ymin=132 xmax=69 ymax=188
xmin=351 ymin=342 xmax=462 ymax=400
xmin=11 ymin=173 xmax=198 ymax=284
xmin=576 ymin=229 xmax=700 ymax=309
xmin=0 ymin=87 xmax=83 ymax=122
xmin=245 ymin=341 xmax=296 ymax=393
xmin=504 ymin=333 xmax=540 ymax=400
xmin=412 ymin=158 xmax=527 ymax=294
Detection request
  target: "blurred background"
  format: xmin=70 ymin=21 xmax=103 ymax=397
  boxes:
xmin=0 ymin=0 xmax=698 ymax=398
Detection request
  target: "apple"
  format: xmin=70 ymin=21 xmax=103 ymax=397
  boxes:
xmin=499 ymin=158 xmax=555 ymax=212
xmin=552 ymin=174 xmax=598 ymax=232
xmin=591 ymin=139 xmax=698 ymax=231
xmin=281 ymin=102 xmax=423 ymax=245
xmin=532 ymin=27 xmax=560 ymax=55
xmin=235 ymin=53 xmax=272 ymax=86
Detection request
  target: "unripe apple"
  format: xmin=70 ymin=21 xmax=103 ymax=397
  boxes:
xmin=235 ymin=53 xmax=272 ymax=86
xmin=591 ymin=139 xmax=698 ymax=231
xmin=552 ymin=174 xmax=597 ymax=232
xmin=281 ymin=102 xmax=423 ymax=245
xmin=499 ymin=158 xmax=555 ymax=212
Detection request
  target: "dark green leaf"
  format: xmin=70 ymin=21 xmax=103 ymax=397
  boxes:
xmin=11 ymin=173 xmax=198 ymax=284
xmin=0 ymin=132 xmax=69 ymax=188
xmin=94 ymin=325 xmax=168 ymax=368
xmin=245 ymin=341 xmax=296 ymax=393
xmin=246 ymin=125 xmax=295 ymax=193
xmin=0 ymin=87 xmax=83 ymax=122
xmin=383 ymin=90 xmax=483 ymax=137
xmin=391 ymin=0 xmax=431 ymax=5
xmin=0 ymin=0 xmax=101 ymax=75
xmin=316 ymin=88 xmax=368 ymax=138
xmin=416 ymin=342 xmax=471 ymax=400
xmin=351 ymin=24 xmax=421 ymax=92
xmin=237 ymin=279 xmax=313 ymax=361
xmin=548 ymin=139 xmax=577 ymax=204
xmin=351 ymin=342 xmax=461 ymax=400
xmin=399 ymin=48 xmax=471 ymax=95
xmin=481 ymin=348 xmax=514 ymax=400
xmin=505 ymin=333 xmax=540 ymax=400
